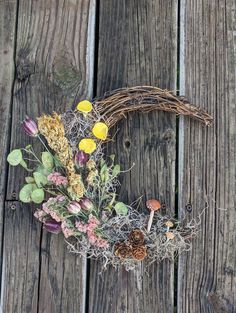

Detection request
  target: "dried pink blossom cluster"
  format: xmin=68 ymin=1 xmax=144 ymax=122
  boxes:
xmin=41 ymin=196 xmax=66 ymax=222
xmin=76 ymin=214 xmax=109 ymax=248
xmin=48 ymin=172 xmax=68 ymax=186
xmin=34 ymin=209 xmax=47 ymax=222
xmin=61 ymin=220 xmax=76 ymax=238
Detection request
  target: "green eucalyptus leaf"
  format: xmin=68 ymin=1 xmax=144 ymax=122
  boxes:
xmin=33 ymin=172 xmax=48 ymax=187
xmin=19 ymin=183 xmax=37 ymax=203
xmin=100 ymin=158 xmax=105 ymax=167
xmin=31 ymin=188 xmax=45 ymax=204
xmin=109 ymin=154 xmax=115 ymax=162
xmin=100 ymin=164 xmax=109 ymax=182
xmin=7 ymin=149 xmax=22 ymax=166
xmin=114 ymin=202 xmax=128 ymax=215
xmin=20 ymin=159 xmax=32 ymax=171
xmin=37 ymin=165 xmax=51 ymax=176
xmin=112 ymin=165 xmax=120 ymax=177
xmin=100 ymin=164 xmax=108 ymax=175
xmin=25 ymin=176 xmax=35 ymax=184
xmin=42 ymin=152 xmax=54 ymax=170
xmin=25 ymin=145 xmax=32 ymax=150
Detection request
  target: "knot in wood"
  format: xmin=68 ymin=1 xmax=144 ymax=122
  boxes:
xmin=162 ymin=128 xmax=175 ymax=142
xmin=16 ymin=57 xmax=35 ymax=81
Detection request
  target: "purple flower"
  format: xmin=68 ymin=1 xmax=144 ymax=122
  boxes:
xmin=22 ymin=116 xmax=38 ymax=137
xmin=55 ymin=195 xmax=66 ymax=202
xmin=74 ymin=150 xmax=89 ymax=167
xmin=79 ymin=197 xmax=94 ymax=211
xmin=43 ymin=220 xmax=61 ymax=234
xmin=67 ymin=201 xmax=81 ymax=214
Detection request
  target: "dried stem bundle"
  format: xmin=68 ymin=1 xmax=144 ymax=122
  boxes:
xmin=93 ymin=86 xmax=213 ymax=127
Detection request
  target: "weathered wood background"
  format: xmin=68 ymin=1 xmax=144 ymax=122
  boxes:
xmin=0 ymin=0 xmax=235 ymax=312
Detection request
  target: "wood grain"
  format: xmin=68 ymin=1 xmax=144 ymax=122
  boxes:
xmin=3 ymin=0 xmax=96 ymax=312
xmin=0 ymin=0 xmax=18 ymax=301
xmin=1 ymin=202 xmax=41 ymax=313
xmin=89 ymin=1 xmax=177 ymax=312
xmin=178 ymin=0 xmax=236 ymax=312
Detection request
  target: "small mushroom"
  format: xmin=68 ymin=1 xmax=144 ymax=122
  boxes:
xmin=165 ymin=232 xmax=175 ymax=240
xmin=165 ymin=220 xmax=174 ymax=232
xmin=146 ymin=199 xmax=161 ymax=233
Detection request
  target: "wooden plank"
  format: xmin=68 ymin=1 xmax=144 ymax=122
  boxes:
xmin=0 ymin=0 xmax=18 ymax=308
xmin=89 ymin=1 xmax=177 ymax=312
xmin=3 ymin=0 xmax=96 ymax=312
xmin=178 ymin=0 xmax=236 ymax=312
xmin=1 ymin=201 xmax=41 ymax=313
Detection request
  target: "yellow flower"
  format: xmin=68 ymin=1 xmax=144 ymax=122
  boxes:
xmin=92 ymin=122 xmax=108 ymax=140
xmin=79 ymin=138 xmax=97 ymax=154
xmin=76 ymin=100 xmax=92 ymax=113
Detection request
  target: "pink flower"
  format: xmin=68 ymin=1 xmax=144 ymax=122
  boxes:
xmin=86 ymin=214 xmax=100 ymax=231
xmin=87 ymin=223 xmax=97 ymax=232
xmin=50 ymin=211 xmax=62 ymax=222
xmin=88 ymin=214 xmax=100 ymax=226
xmin=56 ymin=195 xmax=66 ymax=202
xmin=61 ymin=221 xmax=75 ymax=238
xmin=87 ymin=230 xmax=97 ymax=244
xmin=42 ymin=203 xmax=50 ymax=214
xmin=87 ymin=229 xmax=109 ymax=248
xmin=75 ymin=221 xmax=87 ymax=233
xmin=97 ymin=238 xmax=109 ymax=248
xmin=48 ymin=172 xmax=68 ymax=186
xmin=34 ymin=210 xmax=47 ymax=222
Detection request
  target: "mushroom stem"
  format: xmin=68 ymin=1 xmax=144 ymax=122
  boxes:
xmin=147 ymin=210 xmax=154 ymax=233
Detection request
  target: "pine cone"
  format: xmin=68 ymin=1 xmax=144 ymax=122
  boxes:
xmin=132 ymin=245 xmax=147 ymax=261
xmin=128 ymin=229 xmax=145 ymax=247
xmin=114 ymin=242 xmax=132 ymax=259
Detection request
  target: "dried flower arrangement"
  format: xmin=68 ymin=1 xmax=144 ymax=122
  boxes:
xmin=7 ymin=86 xmax=212 ymax=271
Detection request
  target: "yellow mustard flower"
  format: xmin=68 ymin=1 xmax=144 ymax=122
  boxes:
xmin=92 ymin=122 xmax=108 ymax=140
xmin=76 ymin=100 xmax=92 ymax=113
xmin=79 ymin=138 xmax=97 ymax=154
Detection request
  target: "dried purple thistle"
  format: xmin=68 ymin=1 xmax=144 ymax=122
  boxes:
xmin=67 ymin=201 xmax=81 ymax=214
xmin=43 ymin=220 xmax=61 ymax=234
xmin=74 ymin=150 xmax=89 ymax=167
xmin=79 ymin=197 xmax=94 ymax=211
xmin=22 ymin=116 xmax=38 ymax=137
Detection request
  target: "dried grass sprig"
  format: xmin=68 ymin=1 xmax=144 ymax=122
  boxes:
xmin=93 ymin=86 xmax=213 ymax=127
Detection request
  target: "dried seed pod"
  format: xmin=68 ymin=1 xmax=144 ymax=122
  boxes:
xmin=114 ymin=242 xmax=132 ymax=259
xmin=128 ymin=229 xmax=145 ymax=247
xmin=132 ymin=245 xmax=147 ymax=261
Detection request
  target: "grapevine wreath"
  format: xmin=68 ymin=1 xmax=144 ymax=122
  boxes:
xmin=7 ymin=86 xmax=213 ymax=271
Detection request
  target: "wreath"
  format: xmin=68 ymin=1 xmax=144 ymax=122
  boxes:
xmin=7 ymin=86 xmax=213 ymax=271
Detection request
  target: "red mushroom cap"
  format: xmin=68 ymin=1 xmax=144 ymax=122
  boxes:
xmin=146 ymin=199 xmax=161 ymax=211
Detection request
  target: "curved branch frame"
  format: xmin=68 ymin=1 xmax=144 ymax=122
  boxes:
xmin=93 ymin=86 xmax=213 ymax=127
